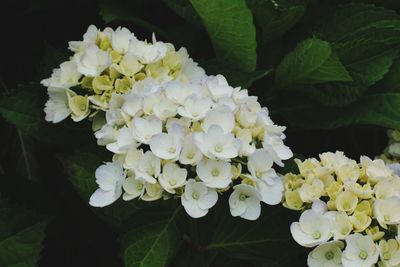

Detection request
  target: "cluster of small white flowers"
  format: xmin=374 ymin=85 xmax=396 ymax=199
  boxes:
xmin=283 ymin=151 xmax=400 ymax=267
xmin=41 ymin=25 xmax=204 ymax=123
xmin=42 ymin=25 xmax=293 ymax=219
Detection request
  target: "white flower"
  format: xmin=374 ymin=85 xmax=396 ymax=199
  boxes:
xmin=203 ymin=74 xmax=233 ymax=100
xmin=177 ymin=95 xmax=213 ymax=121
xmin=181 ymin=179 xmax=218 ymax=218
xmin=159 ymin=162 xmax=187 ymax=193
xmin=106 ymin=126 xmax=138 ymax=154
xmin=236 ymin=97 xmax=262 ymax=128
xmin=141 ymin=182 xmax=163 ymax=201
xmin=113 ymin=53 xmax=143 ymax=76
xmin=131 ymin=115 xmax=162 ymax=144
xmin=298 ymin=179 xmax=325 ymax=203
xmin=202 ymin=105 xmax=235 ymax=133
xmin=196 ymin=158 xmax=232 ymax=189
xmin=379 ymin=239 xmax=400 ymax=267
xmin=312 ymin=199 xmax=328 ymax=215
xmin=95 ymin=124 xmax=117 ymax=146
xmin=342 ymin=233 xmax=379 ymax=267
xmin=229 ymin=184 xmax=261 ymax=220
xmin=68 ymin=24 xmax=98 ymax=52
xmin=89 ymin=161 xmax=126 ymax=207
xmin=152 ymin=93 xmax=178 ymax=121
xmin=247 ymin=149 xmax=274 ymax=181
xmin=164 ymin=80 xmax=201 ymax=105
xmin=247 ymin=149 xmax=284 ymax=205
xmin=262 ymin=134 xmax=293 ymax=166
xmin=44 ymin=87 xmax=76 ymax=123
xmin=123 ymin=148 xmax=143 ymax=170
xmin=389 ymin=143 xmax=400 ymax=158
xmin=128 ymin=36 xmax=167 ymax=64
xmin=121 ymin=92 xmax=143 ymax=117
xmin=290 ymin=209 xmax=332 ymax=247
xmin=134 ymin=151 xmax=161 ymax=184
xmin=41 ymin=61 xmax=81 ymax=88
xmin=388 ymin=163 xmax=400 ymax=177
xmin=307 ymin=241 xmax=344 ymax=267
xmin=374 ymin=197 xmax=400 ymax=229
xmin=149 ymin=124 xmax=184 ymax=160
xmin=76 ymin=44 xmax=111 ymax=77
xmin=105 ymin=93 xmax=128 ymax=126
xmin=325 ymin=211 xmax=353 ymax=240
xmin=235 ymin=128 xmax=256 ymax=157
xmin=374 ymin=178 xmax=400 ymax=200
xmin=122 ymin=175 xmax=145 ymax=200
xmin=194 ymin=125 xmax=240 ymax=161
xmin=111 ymin=26 xmax=134 ymax=54
xmin=179 ymin=134 xmax=203 ymax=166
xmin=365 ymin=158 xmax=393 ymax=183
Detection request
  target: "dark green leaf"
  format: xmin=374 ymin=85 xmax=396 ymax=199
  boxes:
xmin=0 ymin=197 xmax=48 ymax=267
xmin=202 ymin=59 xmax=272 ymax=88
xmin=0 ymin=84 xmax=91 ymax=146
xmin=320 ymin=3 xmax=400 ymax=88
xmin=61 ymin=149 xmax=154 ymax=226
xmin=190 ymin=0 xmax=257 ymax=72
xmin=121 ymin=206 xmax=182 ymax=267
xmin=99 ymin=0 xmax=169 ymax=39
xmin=246 ymin=0 xmax=306 ymax=43
xmin=275 ymin=38 xmax=352 ymax=87
xmin=270 ymin=93 xmax=400 ymax=129
xmin=163 ymin=0 xmax=202 ymax=27
xmin=208 ymin=206 xmax=305 ymax=265
xmin=382 ymin=57 xmax=400 ymax=92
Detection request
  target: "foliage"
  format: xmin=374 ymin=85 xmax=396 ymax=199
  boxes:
xmin=1 ymin=0 xmax=400 ymax=266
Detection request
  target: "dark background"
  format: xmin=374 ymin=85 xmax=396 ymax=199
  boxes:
xmin=0 ymin=0 xmax=390 ymax=266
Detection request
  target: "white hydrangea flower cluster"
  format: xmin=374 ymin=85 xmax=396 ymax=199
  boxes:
xmin=41 ymin=25 xmax=204 ymax=123
xmin=283 ymin=151 xmax=400 ymax=267
xmin=42 ymin=25 xmax=293 ymax=220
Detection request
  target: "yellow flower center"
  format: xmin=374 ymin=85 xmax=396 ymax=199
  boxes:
xmin=169 ymin=179 xmax=177 ymax=186
xmin=192 ymin=192 xmax=200 ymax=200
xmin=211 ymin=169 xmax=220 ymax=177
xmin=325 ymin=251 xmax=334 ymax=260
xmin=312 ymin=232 xmax=321 ymax=240
xmin=239 ymin=194 xmax=247 ymax=201
xmin=214 ymin=145 xmax=222 ymax=153
xmin=359 ymin=251 xmax=368 ymax=260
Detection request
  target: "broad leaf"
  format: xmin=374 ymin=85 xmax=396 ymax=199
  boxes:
xmin=121 ymin=206 xmax=182 ymax=267
xmin=61 ymin=149 xmax=153 ymax=226
xmin=270 ymin=93 xmax=400 ymax=129
xmin=202 ymin=59 xmax=272 ymax=88
xmin=320 ymin=4 xmax=400 ymax=85
xmin=275 ymin=38 xmax=352 ymax=87
xmin=99 ymin=0 xmax=169 ymax=39
xmin=0 ymin=85 xmax=91 ymax=146
xmin=190 ymin=0 xmax=257 ymax=72
xmin=163 ymin=0 xmax=202 ymax=27
xmin=382 ymin=57 xmax=400 ymax=93
xmin=0 ymin=197 xmax=48 ymax=267
xmin=247 ymin=0 xmax=306 ymax=43
xmin=208 ymin=206 xmax=305 ymax=265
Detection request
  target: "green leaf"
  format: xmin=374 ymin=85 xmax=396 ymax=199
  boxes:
xmin=99 ymin=0 xmax=169 ymax=39
xmin=201 ymin=59 xmax=272 ymax=88
xmin=121 ymin=206 xmax=182 ymax=267
xmin=0 ymin=85 xmax=91 ymax=146
xmin=61 ymin=149 xmax=154 ymax=226
xmin=208 ymin=206 xmax=305 ymax=264
xmin=246 ymin=0 xmax=306 ymax=43
xmin=320 ymin=3 xmax=400 ymax=88
xmin=190 ymin=0 xmax=257 ymax=72
xmin=275 ymin=38 xmax=352 ymax=87
xmin=270 ymin=93 xmax=400 ymax=129
xmin=382 ymin=57 xmax=400 ymax=92
xmin=0 ymin=197 xmax=48 ymax=267
xmin=163 ymin=0 xmax=202 ymax=27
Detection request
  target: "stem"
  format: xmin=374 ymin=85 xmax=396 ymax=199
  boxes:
xmin=189 ymin=218 xmax=199 ymax=245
